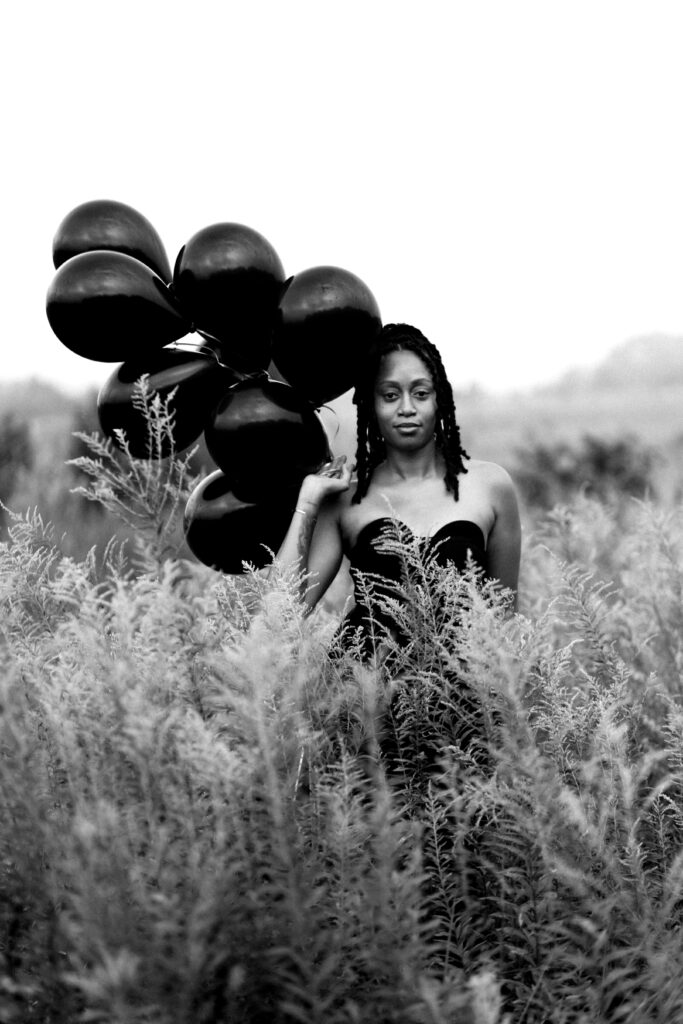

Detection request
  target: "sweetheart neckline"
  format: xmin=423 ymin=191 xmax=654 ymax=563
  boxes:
xmin=348 ymin=516 xmax=486 ymax=554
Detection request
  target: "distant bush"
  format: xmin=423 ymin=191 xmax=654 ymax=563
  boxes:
xmin=514 ymin=433 xmax=659 ymax=510
xmin=0 ymin=412 xmax=33 ymax=516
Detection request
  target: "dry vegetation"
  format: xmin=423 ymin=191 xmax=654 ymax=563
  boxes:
xmin=1 ymin=374 xmax=683 ymax=1022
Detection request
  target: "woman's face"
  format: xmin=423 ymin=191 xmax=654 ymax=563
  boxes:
xmin=373 ymin=349 xmax=438 ymax=451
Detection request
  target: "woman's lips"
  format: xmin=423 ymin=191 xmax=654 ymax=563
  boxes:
xmin=395 ymin=423 xmax=419 ymax=433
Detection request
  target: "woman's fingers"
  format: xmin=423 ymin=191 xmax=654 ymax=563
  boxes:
xmin=317 ymin=454 xmax=347 ymax=479
xmin=299 ymin=455 xmax=351 ymax=503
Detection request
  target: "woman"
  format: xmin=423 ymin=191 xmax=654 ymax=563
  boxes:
xmin=278 ymin=324 xmax=520 ymax=935
xmin=275 ymin=322 xmax=521 ymax=645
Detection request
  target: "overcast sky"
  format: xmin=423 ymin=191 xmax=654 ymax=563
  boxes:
xmin=5 ymin=0 xmax=683 ymax=395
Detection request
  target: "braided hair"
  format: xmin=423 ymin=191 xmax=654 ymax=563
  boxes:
xmin=352 ymin=323 xmax=469 ymax=504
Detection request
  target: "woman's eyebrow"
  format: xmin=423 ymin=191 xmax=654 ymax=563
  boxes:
xmin=376 ymin=377 xmax=432 ymax=387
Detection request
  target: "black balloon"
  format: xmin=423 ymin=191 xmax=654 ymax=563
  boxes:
xmin=46 ymin=251 xmax=190 ymax=362
xmin=53 ymin=199 xmax=173 ymax=282
xmin=98 ymin=349 xmax=235 ymax=459
xmin=184 ymin=470 xmax=296 ymax=574
xmin=271 ymin=265 xmax=382 ymax=406
xmin=173 ymin=223 xmax=285 ymax=372
xmin=204 ymin=378 xmax=330 ymax=503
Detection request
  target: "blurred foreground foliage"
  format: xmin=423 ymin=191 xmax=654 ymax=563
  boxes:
xmin=1 ymin=396 xmax=683 ymax=1021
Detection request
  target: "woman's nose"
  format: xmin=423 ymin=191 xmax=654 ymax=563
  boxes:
xmin=398 ymin=394 xmax=416 ymax=416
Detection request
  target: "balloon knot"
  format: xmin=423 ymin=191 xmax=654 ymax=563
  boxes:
xmin=239 ymin=369 xmax=269 ymax=384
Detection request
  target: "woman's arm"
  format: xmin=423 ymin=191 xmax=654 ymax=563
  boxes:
xmin=485 ymin=464 xmax=522 ymax=611
xmin=272 ymin=456 xmax=351 ymax=613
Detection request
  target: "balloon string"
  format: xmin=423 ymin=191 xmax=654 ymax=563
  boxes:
xmin=170 ymin=339 xmax=342 ymax=400
xmin=168 ymin=338 xmax=267 ymax=382
xmin=193 ymin=330 xmax=262 ymax=381
xmin=317 ymin=403 xmax=341 ymax=441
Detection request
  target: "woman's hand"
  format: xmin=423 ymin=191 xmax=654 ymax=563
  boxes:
xmin=298 ymin=455 xmax=351 ymax=509
xmin=272 ymin=454 xmax=350 ymax=610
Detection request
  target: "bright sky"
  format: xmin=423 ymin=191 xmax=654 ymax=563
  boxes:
xmin=6 ymin=0 xmax=683 ymax=395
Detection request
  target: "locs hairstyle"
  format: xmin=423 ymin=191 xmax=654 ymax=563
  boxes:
xmin=351 ymin=323 xmax=469 ymax=504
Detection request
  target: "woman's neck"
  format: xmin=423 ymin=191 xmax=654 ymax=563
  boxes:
xmin=376 ymin=439 xmax=442 ymax=484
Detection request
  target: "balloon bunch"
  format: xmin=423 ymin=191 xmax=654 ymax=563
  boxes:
xmin=46 ymin=200 xmax=382 ymax=573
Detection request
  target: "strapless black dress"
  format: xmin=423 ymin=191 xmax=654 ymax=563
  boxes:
xmin=341 ymin=517 xmax=488 ymax=658
xmin=335 ymin=516 xmax=492 ymax=778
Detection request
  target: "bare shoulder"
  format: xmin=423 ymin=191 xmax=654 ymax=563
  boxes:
xmin=466 ymin=459 xmax=518 ymax=500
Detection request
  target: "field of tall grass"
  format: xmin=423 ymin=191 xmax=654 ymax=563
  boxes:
xmin=1 ymin=385 xmax=683 ymax=1022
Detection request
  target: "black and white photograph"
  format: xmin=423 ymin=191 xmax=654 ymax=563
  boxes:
xmin=3 ymin=2 xmax=683 ymax=1021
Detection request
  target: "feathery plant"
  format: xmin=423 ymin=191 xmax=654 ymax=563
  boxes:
xmin=67 ymin=377 xmax=200 ymax=571
xmin=3 ymin=396 xmax=683 ymax=1022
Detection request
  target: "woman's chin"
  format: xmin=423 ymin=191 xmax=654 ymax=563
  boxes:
xmin=389 ymin=431 xmax=431 ymax=451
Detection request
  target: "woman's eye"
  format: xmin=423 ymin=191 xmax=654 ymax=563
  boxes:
xmin=414 ymin=391 xmax=431 ymax=400
xmin=382 ymin=392 xmax=398 ymax=401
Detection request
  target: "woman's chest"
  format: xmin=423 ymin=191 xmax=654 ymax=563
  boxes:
xmin=342 ymin=482 xmax=492 ymax=550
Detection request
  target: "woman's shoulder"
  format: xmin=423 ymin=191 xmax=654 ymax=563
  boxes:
xmin=464 ymin=459 xmax=518 ymax=500
xmin=466 ymin=458 xmax=514 ymax=481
